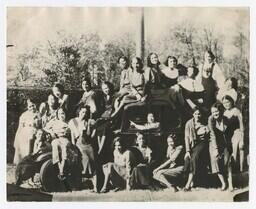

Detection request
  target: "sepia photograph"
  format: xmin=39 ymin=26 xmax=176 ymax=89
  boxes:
xmin=6 ymin=6 xmax=250 ymax=202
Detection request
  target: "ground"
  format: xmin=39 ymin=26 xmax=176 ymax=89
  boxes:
xmin=6 ymin=164 xmax=248 ymax=202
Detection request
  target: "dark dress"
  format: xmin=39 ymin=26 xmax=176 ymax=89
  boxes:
xmin=201 ymin=76 xmax=218 ymax=111
xmin=208 ymin=116 xmax=232 ymax=174
xmin=130 ymin=146 xmax=155 ymax=189
xmin=184 ymin=118 xmax=210 ymax=176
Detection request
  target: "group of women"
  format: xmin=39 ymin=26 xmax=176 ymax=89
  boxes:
xmin=13 ymin=49 xmax=246 ymax=193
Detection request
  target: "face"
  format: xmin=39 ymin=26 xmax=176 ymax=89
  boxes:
xmin=52 ymin=87 xmax=62 ymax=99
xmin=57 ymin=109 xmax=66 ymax=121
xmin=132 ymin=58 xmax=140 ymax=70
xmin=222 ymin=99 xmax=232 ymax=110
xmin=225 ymin=79 xmax=232 ymax=90
xmin=48 ymin=95 xmax=56 ymax=107
xmin=187 ymin=67 xmax=194 ymax=78
xmin=79 ymin=108 xmax=87 ymax=119
xmin=36 ymin=130 xmax=43 ymax=140
xmin=150 ymin=53 xmax=159 ymax=65
xmin=193 ymin=110 xmax=201 ymax=121
xmin=167 ymin=137 xmax=175 ymax=147
xmin=119 ymin=58 xmax=128 ymax=70
xmin=204 ymin=52 xmax=213 ymax=63
xmin=114 ymin=141 xmax=122 ymax=152
xmin=27 ymin=101 xmax=36 ymax=112
xmin=211 ymin=107 xmax=220 ymax=120
xmin=137 ymin=134 xmax=145 ymax=146
xmin=82 ymin=80 xmax=91 ymax=92
xmin=168 ymin=58 xmax=177 ymax=68
xmin=147 ymin=113 xmax=155 ymax=123
xmin=102 ymin=84 xmax=110 ymax=95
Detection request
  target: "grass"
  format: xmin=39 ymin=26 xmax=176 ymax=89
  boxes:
xmin=6 ymin=164 xmax=248 ymax=202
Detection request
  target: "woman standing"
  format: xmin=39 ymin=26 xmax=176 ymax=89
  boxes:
xmin=68 ymin=106 xmax=98 ymax=192
xmin=183 ymin=107 xmax=210 ymax=191
xmin=208 ymin=103 xmax=233 ymax=191
xmin=14 ymin=99 xmax=41 ymax=164
xmin=130 ymin=133 xmax=154 ymax=189
xmin=222 ymin=95 xmax=244 ymax=172
xmin=153 ymin=134 xmax=184 ymax=192
xmin=100 ymin=137 xmax=133 ymax=193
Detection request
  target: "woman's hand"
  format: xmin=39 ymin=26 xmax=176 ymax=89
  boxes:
xmin=184 ymin=151 xmax=191 ymax=160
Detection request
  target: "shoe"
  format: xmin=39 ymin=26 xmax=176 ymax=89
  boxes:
xmin=113 ymin=187 xmax=121 ymax=192
xmin=100 ymin=188 xmax=109 ymax=193
xmin=183 ymin=187 xmax=191 ymax=192
xmin=220 ymin=184 xmax=227 ymax=191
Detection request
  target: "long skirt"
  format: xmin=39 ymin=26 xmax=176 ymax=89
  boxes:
xmin=184 ymin=140 xmax=209 ymax=176
xmin=130 ymin=163 xmax=151 ymax=189
xmin=13 ymin=127 xmax=36 ymax=165
xmin=76 ymin=142 xmax=96 ymax=177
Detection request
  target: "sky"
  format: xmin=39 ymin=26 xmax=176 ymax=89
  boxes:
xmin=7 ymin=7 xmax=249 ymax=58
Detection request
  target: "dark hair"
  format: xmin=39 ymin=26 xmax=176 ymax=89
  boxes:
xmin=222 ymin=95 xmax=235 ymax=108
xmin=101 ymin=81 xmax=114 ymax=95
xmin=56 ymin=107 xmax=67 ymax=120
xmin=131 ymin=57 xmax=144 ymax=72
xmin=118 ymin=56 xmax=129 ymax=64
xmin=205 ymin=50 xmax=215 ymax=60
xmin=36 ymin=129 xmax=47 ymax=142
xmin=76 ymin=104 xmax=90 ymax=118
xmin=26 ymin=98 xmax=36 ymax=105
xmin=47 ymin=93 xmax=58 ymax=109
xmin=192 ymin=106 xmax=201 ymax=114
xmin=112 ymin=136 xmax=125 ymax=151
xmin=81 ymin=77 xmax=92 ymax=87
xmin=164 ymin=56 xmax=178 ymax=67
xmin=147 ymin=52 xmax=160 ymax=68
xmin=135 ymin=132 xmax=146 ymax=142
xmin=53 ymin=82 xmax=65 ymax=94
xmin=226 ymin=77 xmax=238 ymax=91
xmin=187 ymin=65 xmax=199 ymax=77
xmin=211 ymin=102 xmax=224 ymax=117
xmin=167 ymin=133 xmax=177 ymax=145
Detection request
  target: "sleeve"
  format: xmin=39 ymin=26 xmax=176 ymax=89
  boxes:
xmin=235 ymin=108 xmax=244 ymax=132
xmin=120 ymin=70 xmax=125 ymax=89
xmin=125 ymin=151 xmax=132 ymax=178
xmin=208 ymin=116 xmax=219 ymax=156
xmin=184 ymin=120 xmax=191 ymax=152
xmin=169 ymin=146 xmax=183 ymax=162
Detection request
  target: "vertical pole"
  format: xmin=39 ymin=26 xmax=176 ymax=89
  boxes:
xmin=136 ymin=7 xmax=145 ymax=60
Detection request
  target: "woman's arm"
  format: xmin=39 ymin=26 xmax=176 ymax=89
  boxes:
xmin=208 ymin=116 xmax=218 ymax=153
xmin=154 ymin=146 xmax=183 ymax=172
xmin=235 ymin=108 xmax=244 ymax=132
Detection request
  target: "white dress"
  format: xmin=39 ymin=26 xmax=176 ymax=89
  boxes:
xmin=13 ymin=111 xmax=41 ymax=164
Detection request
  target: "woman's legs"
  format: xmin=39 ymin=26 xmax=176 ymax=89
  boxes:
xmin=184 ymin=173 xmax=193 ymax=190
xmin=101 ymin=163 xmax=112 ymax=192
xmin=217 ymin=173 xmax=227 ymax=190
